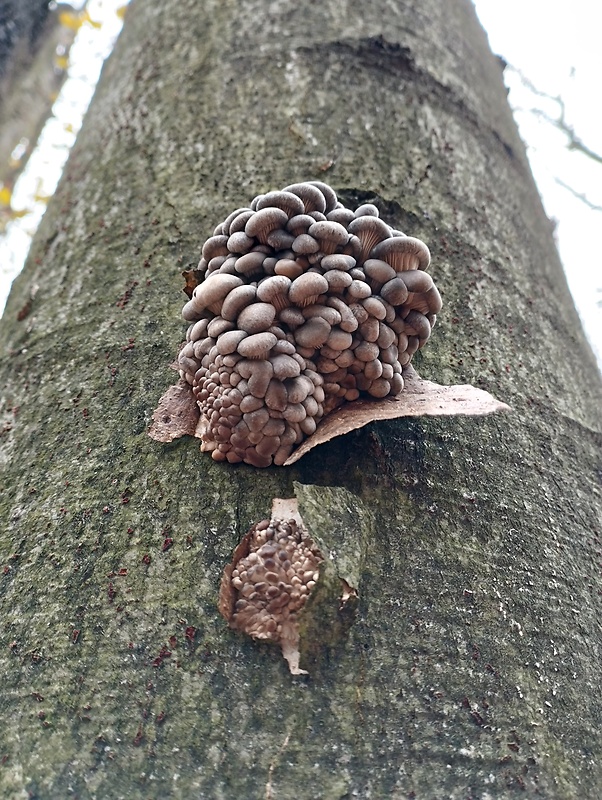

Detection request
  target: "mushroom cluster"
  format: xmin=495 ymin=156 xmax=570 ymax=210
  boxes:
xmin=219 ymin=516 xmax=323 ymax=674
xmin=178 ymin=181 xmax=441 ymax=466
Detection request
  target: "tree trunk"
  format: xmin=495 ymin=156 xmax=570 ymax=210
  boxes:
xmin=1 ymin=0 xmax=601 ymax=797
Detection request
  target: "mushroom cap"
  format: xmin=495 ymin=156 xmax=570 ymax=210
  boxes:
xmin=283 ymin=183 xmax=328 ymax=214
xmin=370 ymin=236 xmax=431 ymax=271
xmin=217 ymin=329 xmax=248 ymax=355
xmin=223 ymin=207 xmax=253 ymax=234
xmin=187 ymin=318 xmax=209 ymax=342
xmin=286 ymin=214 xmax=316 ymax=236
xmin=308 ymin=221 xmax=349 ymax=255
xmin=237 ymin=302 xmax=277 ymax=334
xmin=292 ymin=233 xmax=320 ymax=255
xmin=347 ymin=279 xmax=372 ymax=300
xmin=256 ymin=275 xmax=292 ymax=311
xmin=323 ymin=269 xmax=353 ymax=291
xmin=227 ymin=231 xmax=255 ymax=254
xmin=403 ymin=310 xmax=431 ymax=341
xmin=347 ymin=216 xmax=391 ymax=263
xmin=363 ymin=258 xmax=396 ymax=287
xmin=321 ymin=253 xmax=356 ymax=271
xmin=190 ymin=273 xmax=243 ymax=316
xmin=289 ymin=272 xmax=329 ymax=307
xmin=294 ymin=316 xmax=331 ymax=348
xmin=228 ymin=209 xmax=255 ymax=234
xmin=207 ymin=316 xmax=235 ymax=338
xmin=266 ymin=229 xmax=295 ymax=250
xmin=245 ymin=207 xmax=289 ymax=244
xmin=234 ymin=250 xmax=267 ymax=277
xmin=202 ymin=235 xmax=230 ymax=261
xmin=326 ymin=207 xmax=356 ymax=226
xmin=399 ymin=270 xmax=434 ymax=293
xmin=274 ymin=258 xmax=304 ymax=279
xmin=380 ymin=277 xmax=410 ymax=306
xmin=221 ymin=284 xmax=258 ymax=321
xmin=256 ymin=190 xmax=305 ymax=218
xmin=302 ymin=304 xmax=342 ymax=326
xmin=237 ymin=332 xmax=278 ymax=359
xmin=307 ymin=181 xmax=338 ymax=213
xmin=354 ymin=203 xmax=380 ymax=217
xmin=270 ymin=353 xmax=302 ymax=379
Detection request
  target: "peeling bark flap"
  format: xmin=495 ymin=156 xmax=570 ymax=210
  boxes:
xmin=148 ymin=380 xmax=200 ymax=442
xmin=149 ymin=367 xmax=510 ymax=462
xmin=283 ymin=366 xmax=511 ymax=464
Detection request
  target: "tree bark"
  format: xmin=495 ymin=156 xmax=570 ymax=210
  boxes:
xmin=1 ymin=0 xmax=601 ymax=797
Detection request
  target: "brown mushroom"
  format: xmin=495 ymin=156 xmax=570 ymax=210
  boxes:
xmin=371 ymin=236 xmax=431 ymax=271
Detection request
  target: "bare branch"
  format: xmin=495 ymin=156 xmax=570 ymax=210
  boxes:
xmin=553 ymin=178 xmax=602 ymax=212
xmin=509 ymin=66 xmax=602 ymax=165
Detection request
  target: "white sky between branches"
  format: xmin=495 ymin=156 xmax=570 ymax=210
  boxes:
xmin=0 ymin=0 xmax=600 ymax=369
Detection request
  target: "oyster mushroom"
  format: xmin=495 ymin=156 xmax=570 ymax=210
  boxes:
xmin=371 ymin=236 xmax=431 ymax=271
xmin=245 ymin=207 xmax=289 ymax=244
xmin=171 ymin=180 xmax=441 ymax=466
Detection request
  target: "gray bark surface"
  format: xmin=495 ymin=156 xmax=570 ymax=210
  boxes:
xmin=0 ymin=0 xmax=601 ymax=798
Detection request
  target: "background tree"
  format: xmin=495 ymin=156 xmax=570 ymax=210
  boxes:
xmin=0 ymin=0 xmax=600 ymax=797
xmin=0 ymin=1 xmax=79 ymax=225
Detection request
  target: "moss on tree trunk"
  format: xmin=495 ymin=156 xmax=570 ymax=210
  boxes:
xmin=0 ymin=0 xmax=601 ymax=797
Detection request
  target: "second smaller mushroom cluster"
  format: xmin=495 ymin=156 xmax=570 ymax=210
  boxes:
xmin=219 ymin=516 xmax=324 ymax=673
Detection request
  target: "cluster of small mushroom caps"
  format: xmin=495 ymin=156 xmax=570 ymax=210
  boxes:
xmin=178 ymin=181 xmax=441 ymax=467
xmin=219 ymin=515 xmax=323 ymax=674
